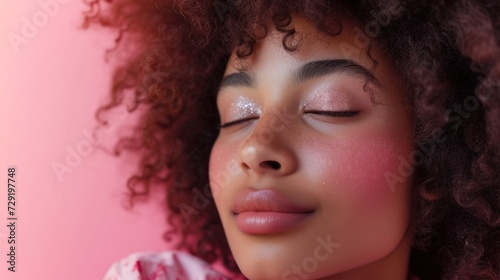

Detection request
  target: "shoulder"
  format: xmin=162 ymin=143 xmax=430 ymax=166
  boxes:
xmin=103 ymin=250 xmax=230 ymax=280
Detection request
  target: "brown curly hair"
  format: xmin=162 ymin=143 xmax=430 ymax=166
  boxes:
xmin=81 ymin=0 xmax=500 ymax=279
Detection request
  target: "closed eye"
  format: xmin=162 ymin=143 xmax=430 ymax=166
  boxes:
xmin=306 ymin=111 xmax=359 ymax=117
xmin=217 ymin=111 xmax=358 ymax=129
xmin=217 ymin=117 xmax=259 ymax=129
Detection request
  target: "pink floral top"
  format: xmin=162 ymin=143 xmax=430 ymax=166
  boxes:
xmin=103 ymin=250 xmax=230 ymax=280
xmin=104 ymin=250 xmax=422 ymax=280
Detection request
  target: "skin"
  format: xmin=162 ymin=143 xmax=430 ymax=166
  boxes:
xmin=209 ymin=13 xmax=415 ymax=280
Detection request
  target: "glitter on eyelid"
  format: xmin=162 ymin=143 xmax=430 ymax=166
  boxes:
xmin=230 ymin=96 xmax=262 ymax=117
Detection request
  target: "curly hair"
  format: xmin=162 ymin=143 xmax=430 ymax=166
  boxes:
xmin=81 ymin=0 xmax=500 ymax=279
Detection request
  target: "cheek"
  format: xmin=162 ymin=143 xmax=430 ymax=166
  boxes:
xmin=307 ymin=134 xmax=412 ymax=204
xmin=305 ymin=134 xmax=413 ymax=264
xmin=208 ymin=141 xmax=239 ymax=200
xmin=338 ymin=136 xmax=407 ymax=197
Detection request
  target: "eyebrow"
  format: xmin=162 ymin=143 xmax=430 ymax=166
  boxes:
xmin=219 ymin=71 xmax=256 ymax=89
xmin=218 ymin=59 xmax=381 ymax=92
xmin=293 ymin=59 xmax=380 ymax=86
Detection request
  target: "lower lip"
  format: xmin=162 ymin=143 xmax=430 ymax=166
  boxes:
xmin=235 ymin=212 xmax=313 ymax=234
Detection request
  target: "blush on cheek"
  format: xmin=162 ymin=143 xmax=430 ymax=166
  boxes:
xmin=322 ymin=135 xmax=411 ymax=201
xmin=208 ymin=143 xmax=239 ymax=198
xmin=357 ymin=137 xmax=401 ymax=194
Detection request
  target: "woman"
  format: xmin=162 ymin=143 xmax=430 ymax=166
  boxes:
xmin=83 ymin=0 xmax=500 ymax=279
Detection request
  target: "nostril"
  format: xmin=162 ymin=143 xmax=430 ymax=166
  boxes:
xmin=260 ymin=161 xmax=281 ymax=169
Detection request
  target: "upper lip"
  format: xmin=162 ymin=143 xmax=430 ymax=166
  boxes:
xmin=231 ymin=188 xmax=315 ymax=214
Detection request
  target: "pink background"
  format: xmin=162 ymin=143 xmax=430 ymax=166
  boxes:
xmin=0 ymin=1 xmax=171 ymax=279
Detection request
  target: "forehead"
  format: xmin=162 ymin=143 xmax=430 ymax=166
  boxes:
xmin=224 ymin=14 xmax=377 ymax=74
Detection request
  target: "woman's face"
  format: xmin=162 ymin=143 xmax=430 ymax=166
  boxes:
xmin=209 ymin=14 xmax=415 ymax=279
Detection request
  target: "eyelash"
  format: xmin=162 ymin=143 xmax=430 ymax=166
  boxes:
xmin=217 ymin=111 xmax=359 ymax=129
xmin=218 ymin=117 xmax=259 ymax=129
xmin=305 ymin=110 xmax=359 ymax=117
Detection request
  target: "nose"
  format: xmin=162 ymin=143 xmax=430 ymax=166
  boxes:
xmin=239 ymin=111 xmax=298 ymax=176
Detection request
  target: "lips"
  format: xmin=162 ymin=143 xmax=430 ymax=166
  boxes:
xmin=231 ymin=189 xmax=315 ymax=234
